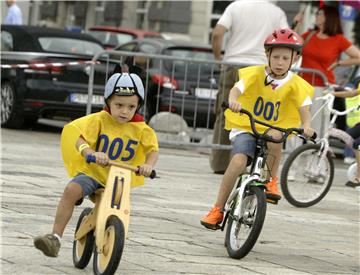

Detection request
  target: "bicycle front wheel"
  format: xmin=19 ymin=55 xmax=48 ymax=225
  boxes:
xmin=225 ymin=186 xmax=267 ymax=259
xmin=280 ymin=143 xmax=334 ymax=208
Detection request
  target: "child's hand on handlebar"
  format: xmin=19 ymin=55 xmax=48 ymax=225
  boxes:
xmin=229 ymin=100 xmax=242 ymax=113
xmin=303 ymin=127 xmax=315 ymax=139
xmin=138 ymin=164 xmax=154 ymax=177
xmin=91 ymin=152 xmax=109 ymax=167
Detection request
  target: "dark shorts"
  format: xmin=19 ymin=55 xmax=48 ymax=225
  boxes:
xmin=232 ymin=132 xmax=256 ymax=165
xmin=348 ymin=123 xmax=360 ymax=150
xmin=70 ymin=174 xmax=102 ymax=198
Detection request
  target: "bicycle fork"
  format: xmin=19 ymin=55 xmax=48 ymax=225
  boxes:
xmin=221 ymin=174 xmax=264 ymax=230
xmin=306 ymin=138 xmax=330 ymax=180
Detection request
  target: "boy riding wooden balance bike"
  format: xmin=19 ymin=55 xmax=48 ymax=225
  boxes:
xmin=34 ymin=72 xmax=159 ymax=275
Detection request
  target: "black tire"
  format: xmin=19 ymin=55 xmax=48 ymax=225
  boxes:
xmin=73 ymin=207 xmax=95 ymax=269
xmin=23 ymin=116 xmax=38 ymax=126
xmin=225 ymin=186 xmax=267 ymax=259
xmin=93 ymin=216 xmax=125 ymax=275
xmin=280 ymin=143 xmax=334 ymax=208
xmin=1 ymin=81 xmax=23 ymax=128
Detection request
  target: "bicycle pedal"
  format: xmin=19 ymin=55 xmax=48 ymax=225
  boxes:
xmin=200 ymin=221 xmax=221 ymax=231
xmin=266 ymin=199 xmax=278 ymax=205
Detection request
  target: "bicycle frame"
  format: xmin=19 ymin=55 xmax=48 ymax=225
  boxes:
xmin=311 ymin=93 xmax=358 ymax=175
xmin=220 ymin=111 xmax=308 ymax=230
xmin=224 ymin=173 xmax=266 ymax=222
xmin=74 ymin=165 xmax=132 ymax=254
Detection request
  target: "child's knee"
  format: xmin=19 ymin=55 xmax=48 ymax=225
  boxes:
xmin=231 ymin=154 xmax=248 ymax=169
xmin=266 ymin=129 xmax=283 ymax=141
xmin=63 ymin=182 xmax=83 ymax=201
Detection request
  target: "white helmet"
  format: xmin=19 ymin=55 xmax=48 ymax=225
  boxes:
xmin=104 ymin=73 xmax=145 ymax=104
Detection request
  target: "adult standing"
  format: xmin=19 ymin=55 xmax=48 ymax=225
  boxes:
xmin=210 ymin=0 xmax=289 ymax=173
xmin=294 ymin=6 xmax=360 ymax=87
xmin=293 ymin=6 xmax=360 ymax=134
xmin=4 ymin=0 xmax=22 ymax=25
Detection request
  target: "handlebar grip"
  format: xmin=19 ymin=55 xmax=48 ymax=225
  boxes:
xmin=221 ymin=101 xmax=229 ymax=109
xmin=86 ymin=155 xmax=96 ymax=163
xmin=149 ymin=170 xmax=156 ymax=179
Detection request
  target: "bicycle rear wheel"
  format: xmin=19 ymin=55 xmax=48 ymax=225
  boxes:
xmin=225 ymin=186 xmax=266 ymax=259
xmin=280 ymin=143 xmax=334 ymax=208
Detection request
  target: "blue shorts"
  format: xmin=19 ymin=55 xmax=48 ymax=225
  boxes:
xmin=232 ymin=132 xmax=256 ymax=166
xmin=70 ymin=174 xmax=103 ymax=198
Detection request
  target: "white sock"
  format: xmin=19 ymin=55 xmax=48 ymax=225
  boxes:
xmin=53 ymin=233 xmax=61 ymax=243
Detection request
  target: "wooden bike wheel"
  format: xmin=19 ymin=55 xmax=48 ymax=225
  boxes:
xmin=73 ymin=207 xmax=95 ymax=269
xmin=93 ymin=216 xmax=125 ymax=275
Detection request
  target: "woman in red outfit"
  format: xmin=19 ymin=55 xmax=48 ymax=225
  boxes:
xmin=293 ymin=6 xmax=360 ymax=134
xmin=295 ymin=6 xmax=360 ymax=87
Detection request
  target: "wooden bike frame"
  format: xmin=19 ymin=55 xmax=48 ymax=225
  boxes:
xmin=74 ymin=161 xmax=137 ymax=254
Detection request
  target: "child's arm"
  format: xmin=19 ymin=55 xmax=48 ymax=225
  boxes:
xmin=138 ymin=150 xmax=159 ymax=177
xmin=299 ymin=106 xmax=315 ymax=138
xmin=331 ymin=89 xmax=360 ymax=98
xmin=75 ymin=136 xmax=109 ymax=166
xmin=228 ymin=87 xmax=242 ymax=112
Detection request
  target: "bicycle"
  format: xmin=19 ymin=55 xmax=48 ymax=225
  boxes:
xmin=72 ymin=156 xmax=156 ymax=275
xmin=280 ymin=91 xmax=360 ymax=208
xmin=220 ymin=102 xmax=313 ymax=259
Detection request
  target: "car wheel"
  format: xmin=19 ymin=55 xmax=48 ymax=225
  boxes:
xmin=1 ymin=81 xmax=23 ymax=128
xmin=24 ymin=116 xmax=39 ymax=126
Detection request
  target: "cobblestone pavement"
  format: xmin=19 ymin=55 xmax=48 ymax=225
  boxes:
xmin=1 ymin=123 xmax=359 ymax=275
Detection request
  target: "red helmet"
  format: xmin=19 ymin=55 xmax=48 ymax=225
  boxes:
xmin=264 ymin=28 xmax=303 ymax=53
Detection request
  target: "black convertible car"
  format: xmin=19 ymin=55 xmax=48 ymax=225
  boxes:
xmin=1 ymin=25 xmax=114 ymax=128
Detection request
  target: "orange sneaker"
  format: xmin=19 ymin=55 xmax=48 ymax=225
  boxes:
xmin=265 ymin=177 xmax=281 ymax=203
xmin=200 ymin=205 xmax=223 ymax=230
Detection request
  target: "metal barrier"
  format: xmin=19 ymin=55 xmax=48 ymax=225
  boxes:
xmin=85 ymin=50 xmax=329 ymax=150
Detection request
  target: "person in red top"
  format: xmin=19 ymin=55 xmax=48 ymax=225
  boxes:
xmin=294 ymin=6 xmax=360 ymax=87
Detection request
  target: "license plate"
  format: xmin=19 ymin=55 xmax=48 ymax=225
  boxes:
xmin=70 ymin=93 xmax=104 ymax=105
xmin=195 ymin=88 xmax=218 ymax=99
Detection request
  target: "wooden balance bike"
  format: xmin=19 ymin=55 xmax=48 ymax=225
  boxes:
xmin=72 ymin=155 xmax=156 ymax=275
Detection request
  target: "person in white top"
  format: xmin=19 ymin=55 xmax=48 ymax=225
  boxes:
xmin=210 ymin=0 xmax=289 ymax=174
xmin=4 ymin=0 xmax=22 ymax=25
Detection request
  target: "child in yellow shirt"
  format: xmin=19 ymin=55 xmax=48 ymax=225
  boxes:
xmin=201 ymin=28 xmax=315 ymax=230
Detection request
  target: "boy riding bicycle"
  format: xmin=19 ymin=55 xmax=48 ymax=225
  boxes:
xmin=34 ymin=72 xmax=159 ymax=257
xmin=201 ymin=28 xmax=315 ymax=230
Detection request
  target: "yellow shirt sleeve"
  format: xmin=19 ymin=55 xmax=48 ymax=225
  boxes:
xmin=140 ymin=126 xmax=159 ymax=154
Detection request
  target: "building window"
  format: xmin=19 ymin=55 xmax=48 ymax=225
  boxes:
xmin=39 ymin=1 xmax=58 ymax=20
xmin=209 ymin=1 xmax=232 ymax=43
xmin=136 ymin=1 xmax=148 ymax=29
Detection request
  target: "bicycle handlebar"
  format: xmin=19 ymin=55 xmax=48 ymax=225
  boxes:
xmin=86 ymin=155 xmax=157 ymax=179
xmin=316 ymin=92 xmax=360 ymax=116
xmin=222 ymin=101 xmax=317 ymax=143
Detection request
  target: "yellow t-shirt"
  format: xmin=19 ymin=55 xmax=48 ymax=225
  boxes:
xmin=61 ymin=111 xmax=158 ymax=187
xmin=345 ymin=84 xmax=360 ymax=128
xmin=225 ymin=65 xmax=314 ymax=133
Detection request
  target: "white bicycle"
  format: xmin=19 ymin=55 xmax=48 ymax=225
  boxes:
xmin=219 ymin=103 xmax=314 ymax=259
xmin=280 ymin=91 xmax=360 ymax=208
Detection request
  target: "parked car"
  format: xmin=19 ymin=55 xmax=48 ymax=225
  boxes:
xmin=1 ymin=24 xmax=115 ymax=128
xmin=87 ymin=26 xmax=163 ymax=49
xmin=114 ymin=38 xmax=220 ymax=128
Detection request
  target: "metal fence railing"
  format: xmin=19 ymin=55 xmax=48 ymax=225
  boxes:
xmin=86 ymin=50 xmax=329 ymax=150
